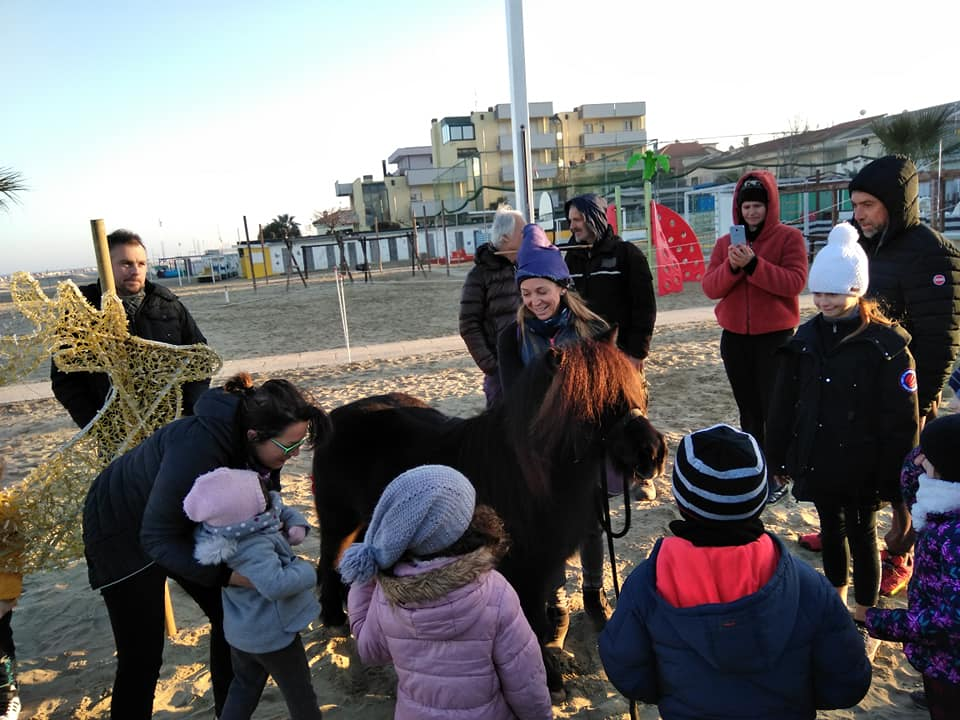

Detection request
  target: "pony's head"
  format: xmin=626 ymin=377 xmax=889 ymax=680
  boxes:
xmin=505 ymin=328 xmax=662 ymax=494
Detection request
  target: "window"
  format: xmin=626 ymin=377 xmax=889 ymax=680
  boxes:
xmin=585 ymin=152 xmax=594 ymax=161
xmin=624 ymin=120 xmax=633 ymax=131
xmin=583 ymin=122 xmax=593 ymax=133
xmin=442 ymin=119 xmax=475 ymax=143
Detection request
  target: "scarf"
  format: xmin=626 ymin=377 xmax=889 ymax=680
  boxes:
xmin=519 ymin=306 xmax=580 ymax=366
xmin=912 ymin=473 xmax=960 ymax=531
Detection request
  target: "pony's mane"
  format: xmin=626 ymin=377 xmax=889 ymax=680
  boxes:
xmin=506 ymin=336 xmax=648 ymax=495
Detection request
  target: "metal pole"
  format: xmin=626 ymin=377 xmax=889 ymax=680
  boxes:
xmin=441 ymin=202 xmax=450 ymax=276
xmin=243 ymin=215 xmax=258 ymax=292
xmin=505 ymin=0 xmax=533 ymax=220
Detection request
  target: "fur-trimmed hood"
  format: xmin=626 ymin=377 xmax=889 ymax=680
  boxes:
xmin=378 ymin=547 xmax=497 ymax=606
xmin=193 ymin=491 xmax=284 ymax=566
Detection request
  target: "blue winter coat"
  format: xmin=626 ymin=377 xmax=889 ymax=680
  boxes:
xmin=598 ymin=534 xmax=871 ymax=719
xmin=194 ymin=492 xmax=319 ymax=654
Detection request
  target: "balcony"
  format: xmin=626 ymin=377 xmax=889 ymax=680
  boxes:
xmin=335 ymin=182 xmax=354 ymax=197
xmin=582 ymin=129 xmax=647 ymax=148
xmin=493 ymin=102 xmax=555 ymax=120
xmin=405 ymin=166 xmax=468 ymax=186
xmin=579 ymin=101 xmax=646 ymax=119
xmin=500 ymin=163 xmax=559 ymax=183
xmin=497 ymin=132 xmax=558 ymax=151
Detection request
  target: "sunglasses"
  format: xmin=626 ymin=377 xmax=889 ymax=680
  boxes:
xmin=741 ymin=178 xmax=763 ymax=189
xmin=269 ymin=435 xmax=308 ymax=455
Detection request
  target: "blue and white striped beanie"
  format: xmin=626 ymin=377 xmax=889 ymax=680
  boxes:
xmin=672 ymin=424 xmax=767 ymax=525
xmin=338 ymin=465 xmax=476 ymax=585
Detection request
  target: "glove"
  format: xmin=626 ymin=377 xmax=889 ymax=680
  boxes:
xmin=286 ymin=525 xmax=307 ymax=546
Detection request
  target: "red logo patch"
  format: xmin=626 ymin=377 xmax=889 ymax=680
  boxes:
xmin=900 ymin=369 xmax=918 ymax=393
xmin=933 ymin=274 xmax=946 ymax=286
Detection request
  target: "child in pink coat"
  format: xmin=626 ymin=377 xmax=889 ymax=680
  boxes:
xmin=339 ymin=464 xmax=553 ymax=720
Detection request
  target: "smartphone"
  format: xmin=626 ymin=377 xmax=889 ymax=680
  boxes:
xmin=730 ymin=225 xmax=747 ymax=245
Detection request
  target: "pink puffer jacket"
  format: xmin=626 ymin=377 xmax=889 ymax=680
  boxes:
xmin=348 ymin=548 xmax=553 ymax=720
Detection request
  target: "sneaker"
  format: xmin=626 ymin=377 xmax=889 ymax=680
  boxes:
xmin=798 ymin=532 xmax=822 ymax=552
xmin=0 ymin=694 xmax=19 ymax=720
xmin=856 ymin=623 xmax=881 ymax=662
xmin=582 ymin=587 xmax=613 ymax=632
xmin=766 ymin=482 xmax=790 ymax=505
xmin=880 ymin=552 xmax=913 ymax=597
xmin=632 ymin=478 xmax=657 ymax=502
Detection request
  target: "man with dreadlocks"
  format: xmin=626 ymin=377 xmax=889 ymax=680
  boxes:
xmin=564 ymin=193 xmax=657 ymax=496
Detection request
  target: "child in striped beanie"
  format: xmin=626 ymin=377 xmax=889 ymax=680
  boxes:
xmin=599 ymin=424 xmax=871 ymax=719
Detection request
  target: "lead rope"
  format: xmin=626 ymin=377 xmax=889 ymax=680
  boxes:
xmin=597 ymin=460 xmax=639 ymax=720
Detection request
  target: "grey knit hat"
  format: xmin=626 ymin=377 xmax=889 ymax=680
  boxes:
xmin=337 ymin=465 xmax=476 ymax=584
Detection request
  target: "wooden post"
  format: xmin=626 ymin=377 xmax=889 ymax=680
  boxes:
xmin=163 ymin=580 xmax=177 ymax=637
xmin=243 ymin=215 xmax=258 ymax=292
xmin=90 ymin=219 xmax=116 ymax=296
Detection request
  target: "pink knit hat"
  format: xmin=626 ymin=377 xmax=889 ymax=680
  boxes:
xmin=183 ymin=467 xmax=266 ymax=527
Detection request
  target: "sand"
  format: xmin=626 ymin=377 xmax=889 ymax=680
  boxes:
xmin=0 ymin=269 xmax=928 ymax=718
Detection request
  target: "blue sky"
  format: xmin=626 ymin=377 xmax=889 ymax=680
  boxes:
xmin=1 ymin=0 xmax=955 ymax=274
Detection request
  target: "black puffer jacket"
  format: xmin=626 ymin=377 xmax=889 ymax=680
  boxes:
xmin=766 ymin=315 xmax=919 ymax=504
xmin=563 ymin=229 xmax=657 ymax=359
xmin=458 ymin=243 xmax=519 ymax=375
xmin=82 ymin=388 xmax=280 ymax=590
xmin=850 ymin=156 xmax=960 ymax=415
xmin=50 ymin=279 xmax=210 ymax=427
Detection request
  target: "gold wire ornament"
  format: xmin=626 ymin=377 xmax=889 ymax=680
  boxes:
xmin=0 ymin=272 xmax=222 ymax=573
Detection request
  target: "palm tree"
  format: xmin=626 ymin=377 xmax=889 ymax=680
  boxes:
xmin=0 ymin=167 xmax=26 ymax=211
xmin=262 ymin=213 xmax=301 ymax=240
xmin=870 ymin=106 xmax=958 ymax=167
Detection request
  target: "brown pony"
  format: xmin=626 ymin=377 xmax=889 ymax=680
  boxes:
xmin=312 ymin=330 xmax=666 ymax=692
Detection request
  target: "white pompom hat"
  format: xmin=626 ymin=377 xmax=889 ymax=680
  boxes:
xmin=808 ymin=222 xmax=869 ymax=297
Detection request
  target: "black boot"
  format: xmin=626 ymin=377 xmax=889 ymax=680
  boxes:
xmin=582 ymin=587 xmax=613 ymax=631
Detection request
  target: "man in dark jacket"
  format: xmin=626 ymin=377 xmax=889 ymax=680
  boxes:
xmin=850 ymin=155 xmax=960 ymax=423
xmin=458 ymin=206 xmax=524 ymax=407
xmin=564 ymin=193 xmax=657 ymax=501
xmin=850 ymin=155 xmax=960 ymax=603
xmin=50 ymin=229 xmax=210 ymax=427
xmin=563 ymin=194 xmax=657 ymax=367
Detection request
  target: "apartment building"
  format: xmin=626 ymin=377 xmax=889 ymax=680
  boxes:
xmin=336 ymin=100 xmax=649 ymax=230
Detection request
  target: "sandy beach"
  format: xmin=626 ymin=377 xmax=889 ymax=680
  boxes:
xmin=0 ymin=269 xmax=930 ymax=719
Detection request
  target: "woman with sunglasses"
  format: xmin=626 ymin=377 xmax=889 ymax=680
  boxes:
xmin=701 ymin=171 xmax=808 ymax=504
xmin=82 ymin=372 xmax=330 ymax=720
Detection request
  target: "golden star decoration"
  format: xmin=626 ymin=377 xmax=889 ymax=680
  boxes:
xmin=0 ymin=271 xmax=222 ymax=573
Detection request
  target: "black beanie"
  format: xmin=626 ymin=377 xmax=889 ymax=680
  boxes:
xmin=738 ymin=176 xmax=768 ymax=206
xmin=672 ymin=424 xmax=768 ymax=524
xmin=919 ymin=414 xmax=960 ymax=482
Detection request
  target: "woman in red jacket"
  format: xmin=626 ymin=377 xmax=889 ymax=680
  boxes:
xmin=702 ymin=171 xmax=808 ymax=503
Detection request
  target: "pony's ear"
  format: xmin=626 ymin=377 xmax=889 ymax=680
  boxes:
xmin=595 ymin=324 xmax=619 ymax=348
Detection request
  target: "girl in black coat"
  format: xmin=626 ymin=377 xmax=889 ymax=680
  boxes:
xmin=82 ymin=373 xmax=330 ymax=720
xmin=767 ymin=224 xmax=918 ymax=657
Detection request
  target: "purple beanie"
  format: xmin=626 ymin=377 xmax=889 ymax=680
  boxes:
xmin=515 ymin=224 xmax=572 ymax=288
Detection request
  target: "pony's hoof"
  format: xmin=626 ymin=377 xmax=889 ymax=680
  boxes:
xmin=320 ymin=608 xmax=348 ymax=628
xmin=550 ymin=688 xmax=567 ymax=705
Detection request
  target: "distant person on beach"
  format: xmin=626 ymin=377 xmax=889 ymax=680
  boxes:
xmin=701 ymin=171 xmax=808 ymax=504
xmin=82 ymin=372 xmax=329 ymax=720
xmin=184 ymin=467 xmax=323 ymax=720
xmin=563 ymin=193 xmax=657 ymax=501
xmin=599 ymin=424 xmax=871 ymax=719
xmin=340 ymin=464 xmax=553 ymax=720
xmin=497 ymin=224 xmax=611 ymax=645
xmin=50 ymin=228 xmax=209 ymax=428
xmin=459 ymin=205 xmax=524 ymax=407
